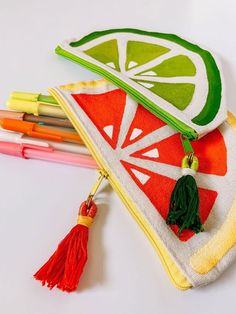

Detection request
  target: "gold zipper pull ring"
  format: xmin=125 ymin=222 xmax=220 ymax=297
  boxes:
xmin=86 ymin=169 xmax=108 ymax=208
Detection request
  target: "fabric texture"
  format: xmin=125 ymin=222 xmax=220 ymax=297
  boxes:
xmin=49 ymin=79 xmax=236 ymax=289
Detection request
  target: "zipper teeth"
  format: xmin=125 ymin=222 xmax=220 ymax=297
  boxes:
xmin=49 ymin=88 xmax=192 ymax=290
xmin=56 ymin=47 xmax=197 ymax=140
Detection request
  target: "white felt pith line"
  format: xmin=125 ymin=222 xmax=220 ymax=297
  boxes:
xmin=131 ymin=75 xmax=197 ymax=84
xmin=116 ymin=96 xmax=138 ymax=148
xmin=117 ymin=37 xmax=128 ymax=73
xmin=118 ymin=125 xmax=176 ymax=157
xmin=125 ymin=155 xmax=227 ymax=191
xmin=126 ymin=50 xmax=179 ymax=76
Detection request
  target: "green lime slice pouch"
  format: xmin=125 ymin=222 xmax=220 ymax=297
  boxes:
xmin=55 ymin=29 xmax=226 ymax=140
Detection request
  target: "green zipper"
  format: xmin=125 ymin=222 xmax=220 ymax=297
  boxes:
xmin=181 ymin=135 xmax=194 ymax=154
xmin=55 ymin=45 xmax=198 ymax=140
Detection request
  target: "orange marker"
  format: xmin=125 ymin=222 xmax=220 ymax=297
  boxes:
xmin=0 ymin=118 xmax=83 ymax=144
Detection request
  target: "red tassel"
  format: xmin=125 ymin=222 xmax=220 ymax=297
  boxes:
xmin=34 ymin=200 xmax=97 ymax=292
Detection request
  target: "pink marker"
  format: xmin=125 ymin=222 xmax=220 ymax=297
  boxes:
xmin=0 ymin=141 xmax=97 ymax=169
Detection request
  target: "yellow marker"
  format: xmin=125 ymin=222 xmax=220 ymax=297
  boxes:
xmin=7 ymin=92 xmax=66 ymax=118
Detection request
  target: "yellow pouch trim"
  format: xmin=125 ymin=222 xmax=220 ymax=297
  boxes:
xmin=189 ymin=113 xmax=236 ymax=274
xmin=227 ymin=111 xmax=236 ymax=131
xmin=59 ymin=79 xmax=108 ymax=92
xmin=190 ymin=198 xmax=236 ymax=274
xmin=49 ymin=83 xmax=192 ymax=290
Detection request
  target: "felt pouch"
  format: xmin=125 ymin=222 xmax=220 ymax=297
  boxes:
xmin=47 ymin=79 xmax=236 ymax=290
xmin=55 ymin=29 xmax=226 ymax=140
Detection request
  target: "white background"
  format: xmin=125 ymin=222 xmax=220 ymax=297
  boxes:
xmin=0 ymin=1 xmax=236 ymax=313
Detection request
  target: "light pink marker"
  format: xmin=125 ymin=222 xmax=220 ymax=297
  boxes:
xmin=0 ymin=141 xmax=97 ymax=168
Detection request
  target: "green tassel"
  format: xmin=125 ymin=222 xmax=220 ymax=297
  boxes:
xmin=166 ymin=154 xmax=204 ymax=236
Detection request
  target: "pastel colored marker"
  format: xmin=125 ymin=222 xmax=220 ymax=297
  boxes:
xmin=0 ymin=128 xmax=90 ymax=155
xmin=0 ymin=118 xmax=83 ymax=144
xmin=0 ymin=141 xmax=97 ymax=169
xmin=7 ymin=92 xmax=66 ymax=118
xmin=0 ymin=110 xmax=73 ymax=128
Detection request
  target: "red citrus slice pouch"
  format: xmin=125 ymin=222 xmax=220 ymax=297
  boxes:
xmin=44 ymin=79 xmax=236 ymax=290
